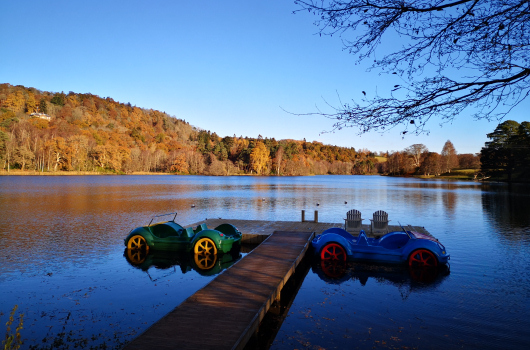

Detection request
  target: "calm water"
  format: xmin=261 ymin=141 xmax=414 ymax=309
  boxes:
xmin=1 ymin=175 xmax=529 ymax=349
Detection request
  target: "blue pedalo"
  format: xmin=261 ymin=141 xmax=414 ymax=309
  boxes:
xmin=312 ymin=227 xmax=450 ymax=267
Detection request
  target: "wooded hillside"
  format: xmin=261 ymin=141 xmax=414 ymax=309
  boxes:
xmin=1 ymin=84 xmax=487 ymax=177
xmin=0 ymin=83 xmax=379 ymax=175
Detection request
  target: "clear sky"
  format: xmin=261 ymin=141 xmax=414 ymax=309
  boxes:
xmin=2 ymin=0 xmax=528 ymax=154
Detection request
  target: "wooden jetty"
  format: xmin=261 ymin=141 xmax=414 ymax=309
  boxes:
xmin=124 ymin=230 xmax=315 ymax=350
xmin=198 ymin=218 xmax=432 ymax=243
xmin=124 ymin=218 xmax=433 ymax=350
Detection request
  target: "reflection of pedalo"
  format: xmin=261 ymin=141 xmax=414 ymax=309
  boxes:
xmin=301 ymin=209 xmax=318 ymax=223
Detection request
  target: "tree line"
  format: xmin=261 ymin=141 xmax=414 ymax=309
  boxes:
xmin=0 ymin=83 xmax=485 ymax=177
xmin=377 ymin=141 xmax=480 ymax=177
xmin=480 ymin=120 xmax=530 ymax=182
xmin=0 ymin=84 xmax=376 ymax=175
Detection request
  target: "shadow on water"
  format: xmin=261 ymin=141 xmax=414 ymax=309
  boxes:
xmin=244 ymin=253 xmax=313 ymax=350
xmin=123 ymin=249 xmax=242 ymax=279
xmin=244 ymin=256 xmax=450 ymax=350
xmin=481 ymin=183 xmax=530 ymax=237
xmin=313 ymin=260 xmax=450 ymax=298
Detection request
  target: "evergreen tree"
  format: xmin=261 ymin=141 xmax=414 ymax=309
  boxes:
xmin=39 ymin=98 xmax=48 ymax=113
xmin=480 ymin=120 xmax=525 ymax=181
xmin=50 ymin=92 xmax=65 ymax=106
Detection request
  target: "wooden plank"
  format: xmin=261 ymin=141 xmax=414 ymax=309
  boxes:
xmin=124 ymin=230 xmax=314 ymax=350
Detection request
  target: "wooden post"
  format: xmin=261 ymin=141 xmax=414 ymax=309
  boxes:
xmin=314 ymin=210 xmax=318 ymax=223
xmin=301 ymin=210 xmax=305 ymax=222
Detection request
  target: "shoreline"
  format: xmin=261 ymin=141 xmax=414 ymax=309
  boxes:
xmin=0 ymin=169 xmax=480 ymax=181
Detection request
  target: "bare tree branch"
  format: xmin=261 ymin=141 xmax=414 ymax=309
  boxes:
xmin=294 ymin=0 xmax=530 ymax=133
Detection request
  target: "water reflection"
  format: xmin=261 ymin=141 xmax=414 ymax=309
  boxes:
xmin=481 ymin=183 xmax=530 ymax=237
xmin=313 ymin=259 xmax=449 ymax=297
xmin=124 ymin=250 xmax=241 ymax=279
xmin=1 ymin=175 xmax=529 ymax=349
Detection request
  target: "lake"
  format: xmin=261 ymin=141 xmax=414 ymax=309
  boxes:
xmin=1 ymin=175 xmax=529 ymax=349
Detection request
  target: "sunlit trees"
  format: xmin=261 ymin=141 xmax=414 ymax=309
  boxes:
xmin=25 ymin=93 xmax=37 ymax=113
xmin=250 ymin=141 xmax=270 ymax=175
xmin=13 ymin=145 xmax=34 ymax=170
xmin=186 ymin=150 xmax=206 ymax=174
xmin=1 ymin=131 xmax=14 ymax=171
xmin=170 ymin=152 xmax=188 ymax=174
xmin=458 ymin=153 xmax=481 ymax=169
xmin=2 ymin=83 xmax=484 ymax=176
xmin=273 ymin=146 xmax=284 ymax=175
xmin=4 ymin=91 xmax=25 ymax=113
xmin=441 ymin=140 xmax=458 ymax=173
xmin=49 ymin=137 xmax=69 ymax=171
xmin=420 ymin=152 xmax=442 ymax=176
xmin=296 ymin=0 xmax=530 ymax=134
xmin=207 ymin=156 xmax=227 ymax=176
xmin=405 ymin=144 xmax=428 ymax=168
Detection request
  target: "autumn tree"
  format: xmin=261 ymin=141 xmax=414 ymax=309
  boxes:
xmin=0 ymin=131 xmax=10 ymax=169
xmin=49 ymin=137 xmax=71 ymax=171
xmin=273 ymin=145 xmax=284 ymax=175
xmin=386 ymin=152 xmax=402 ymax=175
xmin=441 ymin=140 xmax=458 ymax=173
xmin=186 ymin=150 xmax=206 ymax=174
xmin=207 ymin=156 xmax=227 ymax=176
xmin=405 ymin=144 xmax=428 ymax=168
xmin=296 ymin=0 xmax=530 ymax=134
xmin=3 ymin=132 xmax=16 ymax=171
xmin=458 ymin=154 xmax=481 ymax=169
xmin=170 ymin=152 xmax=188 ymax=174
xmin=386 ymin=151 xmax=414 ymax=175
xmin=4 ymin=91 xmax=25 ymax=113
xmin=420 ymin=152 xmax=442 ymax=176
xmin=25 ymin=93 xmax=37 ymax=113
xmin=250 ymin=141 xmax=270 ymax=175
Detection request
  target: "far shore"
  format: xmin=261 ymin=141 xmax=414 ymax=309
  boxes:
xmin=0 ymin=169 xmax=480 ymax=181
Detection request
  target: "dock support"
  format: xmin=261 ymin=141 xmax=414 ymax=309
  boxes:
xmin=301 ymin=210 xmax=318 ymax=223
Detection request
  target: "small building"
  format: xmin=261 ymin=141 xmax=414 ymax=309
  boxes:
xmin=29 ymin=113 xmax=52 ymax=121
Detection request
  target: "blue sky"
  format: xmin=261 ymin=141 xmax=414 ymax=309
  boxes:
xmin=2 ymin=0 xmax=528 ymax=154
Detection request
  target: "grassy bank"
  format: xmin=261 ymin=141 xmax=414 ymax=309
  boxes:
xmin=415 ymin=169 xmax=479 ymax=180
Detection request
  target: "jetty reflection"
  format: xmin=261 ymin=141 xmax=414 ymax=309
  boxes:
xmin=124 ymin=249 xmax=242 ymax=279
xmin=313 ymin=259 xmax=449 ymax=292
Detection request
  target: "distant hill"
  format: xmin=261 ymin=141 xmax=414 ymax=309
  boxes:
xmin=0 ymin=83 xmax=379 ymax=175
